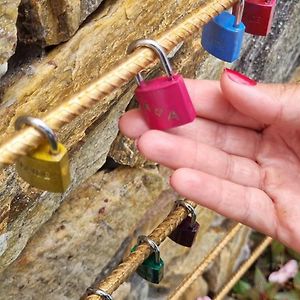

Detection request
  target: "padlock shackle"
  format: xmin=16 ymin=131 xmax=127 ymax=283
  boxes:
xmin=137 ymin=235 xmax=161 ymax=264
xmin=127 ymin=39 xmax=174 ymax=85
xmin=234 ymin=0 xmax=245 ymax=27
xmin=86 ymin=288 xmax=113 ymax=300
xmin=175 ymin=199 xmax=197 ymax=226
xmin=15 ymin=116 xmax=59 ymax=155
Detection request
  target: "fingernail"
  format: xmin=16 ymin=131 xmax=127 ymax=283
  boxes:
xmin=224 ymin=68 xmax=257 ymax=86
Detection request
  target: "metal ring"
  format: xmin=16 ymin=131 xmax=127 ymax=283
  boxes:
xmin=234 ymin=0 xmax=245 ymax=27
xmin=15 ymin=116 xmax=59 ymax=154
xmin=127 ymin=39 xmax=173 ymax=85
xmin=175 ymin=199 xmax=197 ymax=226
xmin=137 ymin=235 xmax=160 ymax=264
xmin=86 ymin=288 xmax=113 ymax=300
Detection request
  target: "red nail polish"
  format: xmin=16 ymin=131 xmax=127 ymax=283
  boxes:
xmin=224 ymin=68 xmax=257 ymax=86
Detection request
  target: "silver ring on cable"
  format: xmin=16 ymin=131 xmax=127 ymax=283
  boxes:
xmin=175 ymin=199 xmax=197 ymax=226
xmin=86 ymin=288 xmax=113 ymax=300
xmin=234 ymin=0 xmax=245 ymax=27
xmin=137 ymin=235 xmax=161 ymax=264
xmin=15 ymin=116 xmax=59 ymax=154
xmin=127 ymin=39 xmax=174 ymax=85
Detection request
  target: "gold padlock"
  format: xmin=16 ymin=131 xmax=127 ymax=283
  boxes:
xmin=15 ymin=116 xmax=71 ymax=193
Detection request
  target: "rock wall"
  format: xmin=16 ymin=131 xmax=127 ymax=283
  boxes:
xmin=0 ymin=0 xmax=299 ymax=299
xmin=0 ymin=0 xmax=21 ymax=73
xmin=17 ymin=0 xmax=105 ymax=46
xmin=235 ymin=0 xmax=300 ymax=82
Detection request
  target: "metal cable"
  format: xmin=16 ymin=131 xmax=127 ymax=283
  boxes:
xmin=84 ymin=200 xmax=197 ymax=300
xmin=0 ymin=0 xmax=237 ymax=169
xmin=214 ymin=237 xmax=273 ymax=300
xmin=83 ymin=220 xmax=245 ymax=299
xmin=168 ymin=223 xmax=244 ymax=300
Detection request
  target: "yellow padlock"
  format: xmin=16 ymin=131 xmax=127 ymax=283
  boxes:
xmin=15 ymin=116 xmax=71 ymax=193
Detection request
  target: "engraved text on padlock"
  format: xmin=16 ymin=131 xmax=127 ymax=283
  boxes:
xmin=16 ymin=143 xmax=71 ymax=193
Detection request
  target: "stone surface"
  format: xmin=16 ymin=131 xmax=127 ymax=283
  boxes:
xmin=0 ymin=62 xmax=8 ymax=78
xmin=0 ymin=167 xmax=168 ymax=299
xmin=0 ymin=0 xmax=212 ymax=275
xmin=204 ymin=226 xmax=251 ymax=293
xmin=235 ymin=0 xmax=300 ymax=82
xmin=0 ymin=0 xmax=299 ymax=299
xmin=291 ymin=66 xmax=300 ymax=83
xmin=17 ymin=0 xmax=105 ymax=46
xmin=0 ymin=164 xmax=248 ymax=300
xmin=0 ymin=0 xmax=21 ymax=67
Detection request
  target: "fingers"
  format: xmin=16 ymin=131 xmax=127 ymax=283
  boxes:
xmin=221 ymin=69 xmax=281 ymax=125
xmin=120 ymin=110 xmax=261 ymax=158
xmin=119 ymin=109 xmax=149 ymax=139
xmin=169 ymin=118 xmax=261 ymax=160
xmin=170 ymin=168 xmax=276 ymax=237
xmin=119 ymin=78 xmax=263 ymax=139
xmin=120 ymin=74 xmax=300 ymax=140
xmin=137 ymin=130 xmax=262 ymax=188
xmin=221 ymin=69 xmax=300 ymax=127
xmin=136 ymin=119 xmax=261 ymax=160
xmin=184 ymin=79 xmax=262 ymax=129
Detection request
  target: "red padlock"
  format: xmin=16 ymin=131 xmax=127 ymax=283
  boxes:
xmin=240 ymin=0 xmax=277 ymax=36
xmin=127 ymin=39 xmax=196 ymax=130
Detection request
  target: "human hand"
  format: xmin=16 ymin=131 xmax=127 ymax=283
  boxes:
xmin=119 ymin=68 xmax=300 ymax=252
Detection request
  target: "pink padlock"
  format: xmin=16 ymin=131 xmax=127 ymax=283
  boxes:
xmin=127 ymin=39 xmax=196 ymax=130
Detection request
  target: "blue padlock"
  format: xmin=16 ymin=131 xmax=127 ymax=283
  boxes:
xmin=201 ymin=0 xmax=245 ymax=62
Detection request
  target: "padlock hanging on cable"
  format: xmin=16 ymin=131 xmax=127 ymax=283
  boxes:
xmin=201 ymin=0 xmax=246 ymax=63
xmin=127 ymin=39 xmax=196 ymax=130
xmin=169 ymin=200 xmax=200 ymax=248
xmin=131 ymin=235 xmax=164 ymax=284
xmin=86 ymin=288 xmax=113 ymax=300
xmin=15 ymin=116 xmax=71 ymax=193
xmin=234 ymin=0 xmax=277 ymax=36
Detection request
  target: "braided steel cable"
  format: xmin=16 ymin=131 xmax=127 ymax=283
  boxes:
xmin=84 ymin=220 xmax=244 ymax=299
xmin=214 ymin=237 xmax=273 ymax=300
xmin=84 ymin=200 xmax=197 ymax=299
xmin=168 ymin=223 xmax=244 ymax=300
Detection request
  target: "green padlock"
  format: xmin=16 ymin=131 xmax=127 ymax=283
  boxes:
xmin=86 ymin=288 xmax=113 ymax=300
xmin=132 ymin=235 xmax=164 ymax=284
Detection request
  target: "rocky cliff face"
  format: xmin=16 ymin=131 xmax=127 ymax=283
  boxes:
xmin=17 ymin=0 xmax=105 ymax=46
xmin=0 ymin=0 xmax=21 ymax=74
xmin=0 ymin=0 xmax=299 ymax=299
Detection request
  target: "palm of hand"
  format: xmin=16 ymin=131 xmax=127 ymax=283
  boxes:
xmin=257 ymin=125 xmax=300 ymax=250
xmin=119 ymin=76 xmax=300 ymax=251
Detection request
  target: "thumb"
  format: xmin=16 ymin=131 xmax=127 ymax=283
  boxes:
xmin=220 ymin=69 xmax=299 ymax=127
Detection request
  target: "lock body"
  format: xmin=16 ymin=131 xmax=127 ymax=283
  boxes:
xmin=201 ymin=11 xmax=245 ymax=62
xmin=241 ymin=0 xmax=276 ymax=36
xmin=136 ymin=253 xmax=164 ymax=284
xmin=135 ymin=74 xmax=196 ymax=130
xmin=169 ymin=216 xmax=200 ymax=247
xmin=16 ymin=143 xmax=71 ymax=193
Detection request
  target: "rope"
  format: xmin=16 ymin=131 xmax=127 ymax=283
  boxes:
xmin=84 ymin=200 xmax=197 ymax=300
xmin=0 ymin=0 xmax=237 ymax=169
xmin=167 ymin=223 xmax=244 ymax=300
xmin=214 ymin=237 xmax=273 ymax=300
